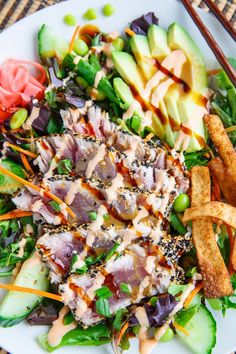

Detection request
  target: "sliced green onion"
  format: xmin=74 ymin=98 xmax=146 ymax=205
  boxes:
xmin=88 ymin=211 xmax=97 ymax=221
xmin=10 ymin=109 xmax=28 ymax=130
xmin=95 ymin=298 xmax=111 ymax=317
xmin=95 ymin=286 xmax=113 ymax=299
xmin=102 ymin=3 xmax=115 ymax=17
xmin=73 ymin=38 xmax=89 ymax=56
xmin=49 ymin=200 xmax=61 ymax=213
xmin=64 ymin=14 xmax=77 ymax=26
xmin=105 ymin=242 xmax=119 ymax=260
xmin=103 ymin=213 xmax=110 ymax=221
xmin=120 ymin=283 xmax=131 ymax=294
xmin=83 ymin=8 xmax=97 ymax=21
xmin=76 ymin=264 xmax=88 ymax=274
xmin=70 ymin=254 xmax=78 ymax=270
xmin=57 ymin=159 xmax=72 ymax=174
xmin=150 ymin=296 xmax=158 ymax=307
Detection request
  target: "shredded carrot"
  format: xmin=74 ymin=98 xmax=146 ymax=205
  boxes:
xmin=0 ymin=210 xmax=33 ymax=221
xmin=117 ymin=322 xmax=129 ymax=345
xmin=184 ymin=283 xmax=203 ymax=308
xmin=0 ymin=166 xmax=76 ymax=219
xmin=207 ymin=69 xmax=221 ymax=76
xmin=125 ymin=28 xmax=135 ymax=37
xmin=6 ymin=142 xmax=37 ymax=159
xmin=0 ymin=283 xmax=63 ymax=302
xmin=69 ymin=25 xmax=80 ymax=53
xmin=226 ymin=224 xmax=235 ymax=275
xmin=21 ymin=153 xmax=34 ymax=175
xmin=173 ymin=322 xmax=189 ymax=336
xmin=144 ymin=133 xmax=154 ymax=142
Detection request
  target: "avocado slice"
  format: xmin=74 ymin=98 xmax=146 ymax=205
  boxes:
xmin=130 ymin=35 xmax=157 ymax=81
xmin=113 ymin=77 xmax=134 ymax=105
xmin=164 ymin=87 xmax=181 ymax=126
xmin=38 ymin=24 xmax=68 ymax=62
xmin=113 ymin=77 xmax=165 ymax=138
xmin=148 ymin=25 xmax=171 ymax=61
xmin=177 ymin=95 xmax=206 ymax=151
xmin=167 ymin=22 xmax=207 ymax=93
xmin=112 ymin=51 xmax=145 ymax=93
xmin=159 ymin=100 xmax=175 ymax=147
xmin=113 ymin=78 xmax=164 ymax=138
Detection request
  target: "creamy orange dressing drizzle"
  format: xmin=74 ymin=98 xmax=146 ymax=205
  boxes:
xmin=17 ymin=238 xmax=27 ymax=258
xmin=94 ymin=69 xmax=106 ymax=88
xmin=151 ymin=52 xmax=187 ymax=107
xmin=142 ymin=50 xmax=186 ymax=100
xmin=132 ymin=206 xmax=151 ymax=235
xmin=65 ymin=179 xmax=82 ymax=205
xmin=106 ymin=172 xmax=124 ymax=203
xmin=139 ymin=338 xmax=158 ymax=354
xmin=47 ymin=306 xmax=77 ymax=347
xmin=134 ymin=307 xmax=158 ymax=354
xmin=85 ymin=143 xmax=106 ymax=178
xmin=22 ymin=106 xmax=40 ymax=130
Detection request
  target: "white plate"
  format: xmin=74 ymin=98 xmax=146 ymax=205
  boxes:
xmin=0 ymin=0 xmax=235 ymax=353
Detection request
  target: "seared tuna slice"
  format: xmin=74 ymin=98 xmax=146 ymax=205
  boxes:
xmin=13 ymin=171 xmax=177 ymax=227
xmin=59 ymin=240 xmax=175 ymax=327
xmin=13 ymin=176 xmax=105 ymax=225
xmin=34 ymin=133 xmax=188 ymax=194
xmin=37 ymin=224 xmax=137 ymax=284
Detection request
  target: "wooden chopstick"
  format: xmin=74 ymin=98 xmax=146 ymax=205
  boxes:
xmin=180 ymin=0 xmax=236 ymax=87
xmin=203 ymin=0 xmax=236 ymax=41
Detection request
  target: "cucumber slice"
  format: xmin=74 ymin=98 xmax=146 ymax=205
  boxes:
xmin=176 ymin=304 xmax=216 ymax=354
xmin=0 ymin=159 xmax=25 ymax=194
xmin=38 ymin=24 xmax=68 ymax=61
xmin=0 ymin=252 xmax=49 ymax=327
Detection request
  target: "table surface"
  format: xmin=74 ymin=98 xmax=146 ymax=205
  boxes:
xmin=0 ymin=0 xmax=235 ymax=31
xmin=0 ymin=0 xmax=235 ymax=353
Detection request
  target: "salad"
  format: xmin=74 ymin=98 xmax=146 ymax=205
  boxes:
xmin=0 ymin=9 xmax=235 ymax=354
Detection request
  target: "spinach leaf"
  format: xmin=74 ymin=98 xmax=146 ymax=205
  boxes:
xmin=175 ymin=304 xmax=199 ymax=327
xmin=38 ymin=324 xmax=111 ymax=352
xmin=0 ymin=216 xmax=36 ymax=269
xmin=184 ymin=149 xmax=210 ymax=170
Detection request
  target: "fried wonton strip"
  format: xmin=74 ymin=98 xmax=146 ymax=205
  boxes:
xmin=190 ymin=166 xmax=232 ymax=298
xmin=204 ymin=115 xmax=236 ymax=184
xmin=184 ymin=201 xmax=236 ymax=230
xmin=208 ymin=158 xmax=236 ymax=207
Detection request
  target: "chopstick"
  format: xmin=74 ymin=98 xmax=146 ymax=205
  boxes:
xmin=180 ymin=0 xmax=236 ymax=87
xmin=203 ymin=0 xmax=236 ymax=41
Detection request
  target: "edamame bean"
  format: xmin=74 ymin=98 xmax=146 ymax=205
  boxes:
xmin=10 ymin=108 xmax=28 ymax=130
xmin=83 ymin=8 xmax=97 ymax=21
xmin=64 ymin=14 xmax=77 ymax=26
xmin=73 ymin=38 xmax=88 ymax=56
xmin=102 ymin=3 xmax=115 ymax=17
xmin=173 ymin=193 xmax=190 ymax=213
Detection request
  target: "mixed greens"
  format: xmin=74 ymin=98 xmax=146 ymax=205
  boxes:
xmin=0 ymin=9 xmax=235 ymax=354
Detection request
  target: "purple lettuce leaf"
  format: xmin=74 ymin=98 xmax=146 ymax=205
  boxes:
xmin=32 ymin=104 xmax=51 ymax=132
xmin=129 ymin=294 xmax=177 ymax=328
xmin=130 ymin=12 xmax=159 ymax=35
